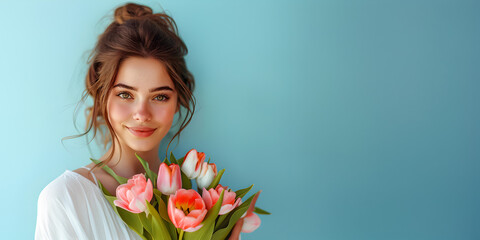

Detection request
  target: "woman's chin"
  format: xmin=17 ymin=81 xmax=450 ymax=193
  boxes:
xmin=125 ymin=143 xmax=157 ymax=153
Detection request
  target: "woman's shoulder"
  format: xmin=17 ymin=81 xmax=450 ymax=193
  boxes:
xmin=73 ymin=164 xmax=121 ymax=195
xmin=72 ymin=164 xmax=97 ymax=185
xmin=38 ymin=169 xmax=98 ymax=205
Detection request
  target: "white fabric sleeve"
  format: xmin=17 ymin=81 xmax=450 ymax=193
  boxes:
xmin=35 ymin=171 xmax=143 ymax=240
xmin=35 ymin=178 xmax=78 ymax=240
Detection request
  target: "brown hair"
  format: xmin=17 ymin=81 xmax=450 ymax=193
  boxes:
xmin=62 ymin=3 xmax=195 ymax=172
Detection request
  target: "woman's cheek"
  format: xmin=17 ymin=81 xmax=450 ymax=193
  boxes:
xmin=155 ymin=105 xmax=175 ymax=122
xmin=108 ymin=100 xmax=132 ymax=123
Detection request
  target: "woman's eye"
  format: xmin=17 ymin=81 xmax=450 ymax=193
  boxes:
xmin=116 ymin=92 xmax=168 ymax=101
xmin=154 ymin=94 xmax=169 ymax=101
xmin=117 ymin=92 xmax=131 ymax=99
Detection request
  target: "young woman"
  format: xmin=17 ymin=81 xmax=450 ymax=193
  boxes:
xmin=35 ymin=3 xmax=197 ymax=239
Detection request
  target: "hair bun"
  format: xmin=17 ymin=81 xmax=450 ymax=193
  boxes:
xmin=114 ymin=3 xmax=153 ymax=24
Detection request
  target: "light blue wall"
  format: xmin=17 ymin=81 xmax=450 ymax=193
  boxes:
xmin=1 ymin=0 xmax=479 ymax=239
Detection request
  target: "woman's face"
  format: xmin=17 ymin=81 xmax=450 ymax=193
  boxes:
xmin=106 ymin=57 xmax=178 ymax=153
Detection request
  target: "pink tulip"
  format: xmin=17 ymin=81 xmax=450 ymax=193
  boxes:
xmin=196 ymin=162 xmax=217 ymax=189
xmin=168 ymin=189 xmax=208 ymax=232
xmin=181 ymin=149 xmax=205 ymax=179
xmin=202 ymin=184 xmax=242 ymax=215
xmin=157 ymin=163 xmax=182 ymax=195
xmin=241 ymin=212 xmax=261 ymax=233
xmin=114 ymin=174 xmax=153 ymax=213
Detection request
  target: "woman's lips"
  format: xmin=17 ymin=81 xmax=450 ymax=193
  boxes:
xmin=127 ymin=127 xmax=156 ymax=137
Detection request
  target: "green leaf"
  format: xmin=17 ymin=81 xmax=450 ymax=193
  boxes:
xmin=162 ymin=156 xmax=170 ymax=165
xmin=177 ymin=157 xmax=185 ymax=166
xmin=153 ymin=189 xmax=171 ymax=223
xmin=211 ymin=191 xmax=259 ymax=240
xmin=146 ymin=200 xmax=172 ymax=240
xmin=235 ymin=184 xmax=254 ymax=200
xmin=150 ymin=196 xmax=157 ymax=208
xmin=139 ymin=212 xmax=153 ymax=237
xmin=254 ymin=206 xmax=271 ymax=215
xmin=98 ymin=181 xmax=119 ymax=215
xmin=184 ymin=190 xmax=225 ymax=240
xmin=169 ymin=152 xmax=178 ymax=165
xmin=117 ymin=207 xmax=144 ymax=237
xmin=214 ymin=213 xmax=230 ymax=232
xmin=161 ymin=195 xmax=170 ymax=210
xmin=144 ymin=230 xmax=153 ymax=240
xmin=166 ymin=221 xmax=178 ymax=240
xmin=181 ymin=171 xmax=192 ymax=189
xmin=97 ymin=180 xmax=112 ymax=196
xmin=207 ymin=169 xmax=225 ymax=189
xmin=135 ymin=153 xmax=158 ymax=187
xmin=89 ymin=158 xmax=127 ymax=184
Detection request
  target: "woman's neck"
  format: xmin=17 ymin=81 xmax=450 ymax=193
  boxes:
xmin=99 ymin=145 xmax=161 ymax=179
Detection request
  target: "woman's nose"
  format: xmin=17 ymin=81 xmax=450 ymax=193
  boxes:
xmin=132 ymin=99 xmax=152 ymax=122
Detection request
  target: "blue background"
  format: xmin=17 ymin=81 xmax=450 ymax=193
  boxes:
xmin=1 ymin=0 xmax=479 ymax=239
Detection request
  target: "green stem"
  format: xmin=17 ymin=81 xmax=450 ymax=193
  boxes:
xmin=179 ymin=229 xmax=184 ymax=240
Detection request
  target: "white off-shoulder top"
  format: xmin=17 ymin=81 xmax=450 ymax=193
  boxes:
xmin=35 ymin=167 xmax=142 ymax=240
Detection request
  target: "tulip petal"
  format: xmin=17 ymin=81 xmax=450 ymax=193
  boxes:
xmin=202 ymin=188 xmax=213 ymax=210
xmin=113 ymin=199 xmax=129 ymax=211
xmin=241 ymin=212 xmax=261 ymax=233
xmin=181 ymin=149 xmax=205 ymax=179
xmin=145 ymin=179 xmax=153 ymax=200
xmin=116 ymin=185 xmax=128 ymax=201
xmin=219 ymin=204 xmax=234 ymax=215
xmin=182 ymin=215 xmax=203 ymax=229
xmin=184 ymin=223 xmax=204 ymax=232
xmin=196 ymin=162 xmax=217 ymax=190
xmin=167 ymin=196 xmax=178 ymax=226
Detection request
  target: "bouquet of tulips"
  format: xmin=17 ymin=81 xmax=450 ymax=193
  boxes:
xmin=90 ymin=149 xmax=269 ymax=240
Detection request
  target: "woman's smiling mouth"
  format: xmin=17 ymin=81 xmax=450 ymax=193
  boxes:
xmin=127 ymin=126 xmax=156 ymax=137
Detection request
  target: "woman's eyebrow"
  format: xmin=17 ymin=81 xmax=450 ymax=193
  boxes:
xmin=113 ymin=83 xmax=174 ymax=92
